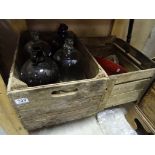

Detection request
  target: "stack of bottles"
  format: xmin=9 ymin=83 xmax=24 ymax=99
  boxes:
xmin=20 ymin=24 xmax=85 ymax=87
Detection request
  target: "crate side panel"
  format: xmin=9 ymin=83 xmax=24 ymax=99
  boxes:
xmin=110 ymin=69 xmax=155 ymax=84
xmin=139 ymin=87 xmax=155 ymax=126
xmin=111 ymin=78 xmax=151 ymax=95
xmin=8 ymin=78 xmax=108 ymax=130
xmin=20 ymin=105 xmax=98 ymax=131
xmin=105 ymin=89 xmax=144 ymax=108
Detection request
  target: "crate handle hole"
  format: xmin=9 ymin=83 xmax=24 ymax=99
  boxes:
xmin=51 ymin=88 xmax=78 ymax=96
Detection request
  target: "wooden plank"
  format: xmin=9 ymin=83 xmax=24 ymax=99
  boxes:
xmin=21 ymin=105 xmax=98 ymax=131
xmin=16 ymin=96 xmax=102 ymax=119
xmin=110 ymin=68 xmax=155 ymax=84
xmin=0 ymin=98 xmax=18 ymax=135
xmin=111 ymin=79 xmax=150 ymax=95
xmin=8 ymin=78 xmax=106 ymax=111
xmin=125 ymin=105 xmax=153 ymax=133
xmin=139 ymin=86 xmax=155 ymax=126
xmin=135 ymin=106 xmax=155 ymax=134
xmin=8 ymin=77 xmax=107 ymax=130
xmin=105 ymin=89 xmax=144 ymax=108
xmin=0 ymin=75 xmax=28 ymax=135
xmin=98 ymin=77 xmax=117 ymax=111
xmin=111 ymin=19 xmax=129 ymax=40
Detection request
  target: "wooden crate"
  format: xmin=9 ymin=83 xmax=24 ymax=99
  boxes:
xmin=138 ymin=82 xmax=155 ymax=125
xmin=125 ymin=59 xmax=155 ymax=134
xmin=126 ymin=79 xmax=155 ymax=134
xmin=80 ymin=36 xmax=155 ymax=110
xmin=7 ymin=31 xmax=108 ymax=131
xmin=125 ymin=104 xmax=155 ymax=134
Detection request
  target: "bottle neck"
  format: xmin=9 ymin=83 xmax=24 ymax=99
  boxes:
xmin=31 ymin=32 xmax=40 ymax=42
xmin=57 ymin=24 xmax=68 ymax=39
xmin=31 ymin=47 xmax=45 ymax=65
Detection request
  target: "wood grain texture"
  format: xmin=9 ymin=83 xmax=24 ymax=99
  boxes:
xmin=22 ymin=105 xmax=98 ymax=130
xmin=126 ymin=80 xmax=155 ymax=134
xmin=125 ymin=105 xmax=153 ymax=134
xmin=105 ymin=89 xmax=144 ymax=108
xmin=111 ymin=79 xmax=150 ymax=95
xmin=8 ymin=77 xmax=107 ymax=130
xmin=98 ymin=77 xmax=116 ymax=111
xmin=0 ymin=75 xmax=28 ymax=134
xmin=139 ymin=85 xmax=155 ymax=126
xmin=110 ymin=69 xmax=155 ymax=84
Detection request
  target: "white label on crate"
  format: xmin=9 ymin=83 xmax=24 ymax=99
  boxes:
xmin=14 ymin=98 xmax=29 ymax=105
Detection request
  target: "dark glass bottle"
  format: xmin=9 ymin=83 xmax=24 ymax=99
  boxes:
xmin=20 ymin=46 xmax=59 ymax=86
xmin=53 ymin=38 xmax=85 ymax=82
xmin=24 ymin=31 xmax=53 ymax=57
xmin=51 ymin=23 xmax=69 ymax=54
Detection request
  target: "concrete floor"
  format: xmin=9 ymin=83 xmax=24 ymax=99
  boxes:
xmin=31 ymin=105 xmax=137 ymax=135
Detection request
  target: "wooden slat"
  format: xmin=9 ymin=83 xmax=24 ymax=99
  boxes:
xmin=16 ymin=96 xmax=102 ymax=119
xmin=98 ymin=78 xmax=116 ymax=111
xmin=8 ymin=78 xmax=106 ymax=117
xmin=111 ymin=79 xmax=150 ymax=95
xmin=135 ymin=106 xmax=155 ymax=134
xmin=0 ymin=99 xmax=18 ymax=135
xmin=105 ymin=89 xmax=144 ymax=108
xmin=21 ymin=105 xmax=98 ymax=131
xmin=110 ymin=68 xmax=155 ymax=84
xmin=139 ymin=86 xmax=155 ymax=126
xmin=0 ymin=75 xmax=28 ymax=135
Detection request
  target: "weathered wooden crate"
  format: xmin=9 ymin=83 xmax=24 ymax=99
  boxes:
xmin=80 ymin=36 xmax=155 ymax=110
xmin=125 ymin=58 xmax=155 ymax=134
xmin=125 ymin=81 xmax=155 ymax=134
xmin=7 ymin=31 xmax=108 ymax=131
